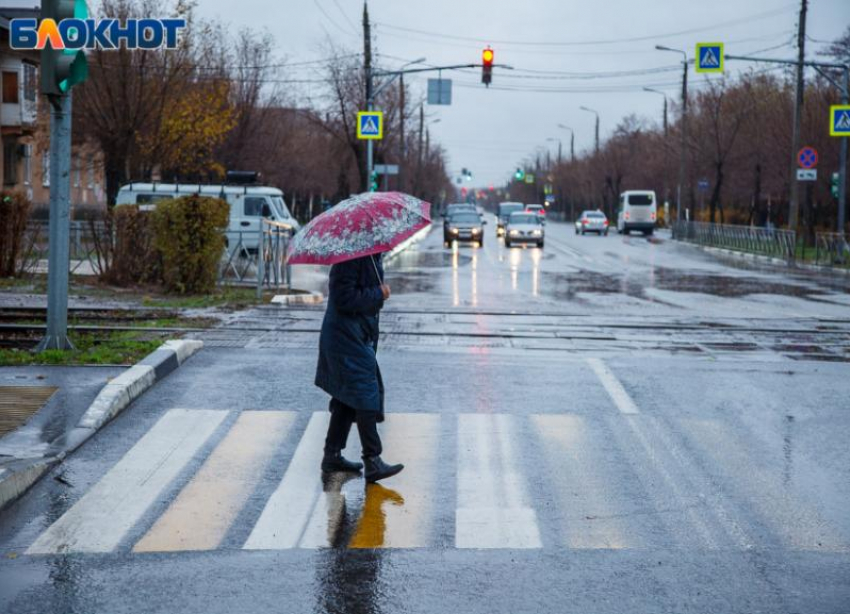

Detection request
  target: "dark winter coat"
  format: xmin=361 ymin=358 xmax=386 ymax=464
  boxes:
xmin=315 ymin=254 xmax=385 ymax=415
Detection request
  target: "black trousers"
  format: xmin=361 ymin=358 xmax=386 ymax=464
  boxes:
xmin=324 ymin=398 xmax=382 ymax=458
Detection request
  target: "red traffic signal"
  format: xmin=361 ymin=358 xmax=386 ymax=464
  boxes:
xmin=482 ymin=46 xmax=494 ymax=86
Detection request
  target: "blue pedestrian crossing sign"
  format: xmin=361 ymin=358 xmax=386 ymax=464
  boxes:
xmin=829 ymin=105 xmax=850 ymax=137
xmin=696 ymin=43 xmax=724 ymax=73
xmin=357 ymin=111 xmax=383 ymax=140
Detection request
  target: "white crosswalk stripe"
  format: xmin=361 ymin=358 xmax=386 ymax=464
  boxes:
xmin=455 ymin=413 xmax=542 ymax=549
xmin=24 ymin=407 xmax=849 ymax=555
xmin=27 ymin=409 xmax=228 ymax=555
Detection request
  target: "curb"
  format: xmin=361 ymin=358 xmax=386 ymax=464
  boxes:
xmin=0 ymin=339 xmax=203 ymax=511
xmin=271 ymin=291 xmax=324 ymax=306
xmin=385 ymin=223 xmax=433 ymax=263
xmin=678 ymin=241 xmax=850 ymax=275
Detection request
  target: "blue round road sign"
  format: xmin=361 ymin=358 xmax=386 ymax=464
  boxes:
xmin=798 ymin=146 xmax=818 ymax=169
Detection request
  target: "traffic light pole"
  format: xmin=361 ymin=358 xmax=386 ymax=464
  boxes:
xmin=37 ymin=93 xmax=74 ymax=351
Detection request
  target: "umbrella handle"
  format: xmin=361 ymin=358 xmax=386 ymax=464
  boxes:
xmin=370 ymin=255 xmax=383 ymax=285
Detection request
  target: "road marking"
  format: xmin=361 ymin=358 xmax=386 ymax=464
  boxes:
xmin=456 ymin=413 xmax=542 ymax=549
xmin=532 ymin=414 xmax=634 ymax=549
xmin=133 ymin=411 xmax=295 ymax=552
xmin=27 ymin=409 xmax=227 ymax=554
xmin=349 ymin=413 xmax=440 ymax=548
xmin=587 ymin=358 xmax=640 ymax=414
xmin=243 ymin=412 xmax=336 ymax=549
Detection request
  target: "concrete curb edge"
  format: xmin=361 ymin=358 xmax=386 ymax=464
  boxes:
xmin=0 ymin=339 xmax=203 ymax=510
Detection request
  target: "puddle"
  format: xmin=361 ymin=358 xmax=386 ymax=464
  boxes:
xmin=542 ymin=267 xmax=835 ymax=302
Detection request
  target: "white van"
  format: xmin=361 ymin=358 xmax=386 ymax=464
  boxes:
xmin=115 ymin=179 xmax=299 ymax=250
xmin=617 ymin=190 xmax=657 ymax=236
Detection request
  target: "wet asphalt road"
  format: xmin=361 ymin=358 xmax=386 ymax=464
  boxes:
xmin=1 ymin=222 xmax=849 ymax=614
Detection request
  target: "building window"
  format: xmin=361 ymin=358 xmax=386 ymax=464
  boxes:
xmin=23 ymin=64 xmax=37 ymax=102
xmin=23 ymin=144 xmax=32 ymax=186
xmin=2 ymin=71 xmax=19 ymax=104
xmin=42 ymin=152 xmax=50 ymax=187
xmin=73 ymin=159 xmax=81 ymax=187
xmin=2 ymin=141 xmax=17 ymax=185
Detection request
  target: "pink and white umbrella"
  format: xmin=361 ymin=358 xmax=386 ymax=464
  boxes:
xmin=286 ymin=192 xmax=432 ymax=266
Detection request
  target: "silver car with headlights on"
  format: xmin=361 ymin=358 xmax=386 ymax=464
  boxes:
xmin=444 ymin=211 xmax=485 ymax=247
xmin=504 ymin=212 xmax=544 ymax=248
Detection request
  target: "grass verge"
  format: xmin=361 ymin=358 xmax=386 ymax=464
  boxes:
xmin=0 ymin=330 xmax=166 ymax=366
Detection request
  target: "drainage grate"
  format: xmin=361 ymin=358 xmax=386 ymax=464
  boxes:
xmin=0 ymin=386 xmax=58 ymax=437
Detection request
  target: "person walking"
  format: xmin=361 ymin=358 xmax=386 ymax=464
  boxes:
xmin=315 ymin=253 xmax=404 ymax=483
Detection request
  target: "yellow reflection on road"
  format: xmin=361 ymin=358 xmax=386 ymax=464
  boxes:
xmin=348 ymin=484 xmax=405 ymax=548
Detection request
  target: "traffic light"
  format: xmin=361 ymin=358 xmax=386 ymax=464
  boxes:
xmin=41 ymin=0 xmax=89 ymax=96
xmin=832 ymin=172 xmax=840 ymax=199
xmin=481 ymin=46 xmax=494 ymax=87
xmin=370 ymin=170 xmax=379 ymax=192
xmin=514 ymin=168 xmax=525 ymax=181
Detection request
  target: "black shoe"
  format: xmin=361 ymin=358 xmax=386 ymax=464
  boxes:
xmin=363 ymin=455 xmax=404 ymax=483
xmin=321 ymin=449 xmax=363 ymax=473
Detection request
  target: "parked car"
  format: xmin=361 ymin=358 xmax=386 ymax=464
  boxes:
xmin=444 ymin=211 xmax=485 ymax=247
xmin=575 ymin=210 xmax=609 ymax=235
xmin=525 ymin=204 xmax=546 ymax=224
xmin=504 ymin=212 xmax=544 ymax=248
xmin=496 ymin=202 xmax=525 ymax=236
xmin=115 ymin=174 xmax=298 ymax=252
xmin=617 ymin=190 xmax=657 ymax=236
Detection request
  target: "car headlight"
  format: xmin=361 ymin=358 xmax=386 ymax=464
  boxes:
xmin=471 ymin=228 xmax=480 ymax=234
xmin=451 ymin=228 xmax=459 ymax=234
xmin=509 ymin=229 xmax=519 ymax=236
xmin=532 ymin=229 xmax=542 ymax=236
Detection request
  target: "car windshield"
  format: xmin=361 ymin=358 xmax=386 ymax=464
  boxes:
xmin=587 ymin=212 xmax=605 ymax=218
xmin=628 ymin=194 xmax=653 ymax=205
xmin=448 ymin=204 xmax=474 ymax=213
xmin=499 ymin=204 xmax=523 ymax=216
xmin=510 ymin=214 xmax=538 ymax=225
xmin=527 ymin=206 xmax=543 ymax=211
xmin=451 ymin=213 xmax=481 ymax=224
xmin=271 ymin=196 xmax=291 ymax=219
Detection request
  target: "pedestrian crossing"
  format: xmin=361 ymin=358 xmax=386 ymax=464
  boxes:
xmin=24 ymin=408 xmax=850 ymax=556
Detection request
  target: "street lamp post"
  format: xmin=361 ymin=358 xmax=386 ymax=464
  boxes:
xmin=643 ymin=87 xmax=668 ymax=138
xmin=546 ymin=137 xmax=562 ymax=165
xmin=557 ymin=124 xmax=575 ymax=162
xmin=655 ymin=45 xmax=689 ymax=222
xmin=579 ymin=107 xmax=600 ymax=155
xmin=643 ymin=87 xmax=671 ymax=214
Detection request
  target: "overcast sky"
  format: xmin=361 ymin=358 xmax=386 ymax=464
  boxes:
xmin=9 ymin=0 xmax=849 ymax=187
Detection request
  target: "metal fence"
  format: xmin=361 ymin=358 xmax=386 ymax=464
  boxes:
xmin=813 ymin=232 xmax=850 ymax=268
xmin=19 ymin=218 xmax=295 ymax=290
xmin=672 ymin=221 xmax=798 ymax=262
xmin=221 ymin=220 xmax=294 ymax=295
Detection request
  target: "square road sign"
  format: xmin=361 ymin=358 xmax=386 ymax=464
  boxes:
xmin=696 ymin=43 xmax=724 ymax=73
xmin=829 ymin=105 xmax=850 ymax=137
xmin=357 ymin=111 xmax=383 ymax=140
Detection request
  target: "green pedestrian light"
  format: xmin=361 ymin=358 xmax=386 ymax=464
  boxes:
xmin=40 ymin=0 xmax=89 ymax=96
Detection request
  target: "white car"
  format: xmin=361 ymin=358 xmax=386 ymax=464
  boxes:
xmin=116 ymin=173 xmax=298 ymax=251
xmin=575 ymin=210 xmax=609 ymax=235
xmin=504 ymin=212 xmax=544 ymax=248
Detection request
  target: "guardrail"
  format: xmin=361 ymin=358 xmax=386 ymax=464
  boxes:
xmin=814 ymin=232 xmax=850 ymax=268
xmin=672 ymin=221 xmax=798 ymax=262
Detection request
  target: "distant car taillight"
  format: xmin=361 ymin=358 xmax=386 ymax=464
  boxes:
xmin=582 ymin=219 xmax=588 ymax=225
xmin=651 ymin=212 xmax=657 ymax=221
xmin=625 ymin=212 xmax=630 ymax=221
xmin=603 ymin=220 xmax=609 ymax=226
